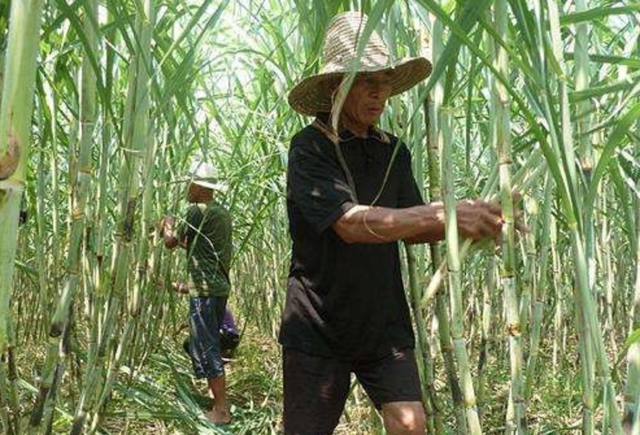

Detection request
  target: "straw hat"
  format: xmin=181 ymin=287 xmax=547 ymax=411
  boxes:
xmin=288 ymin=12 xmax=432 ymax=116
xmin=187 ymin=161 xmax=227 ymax=191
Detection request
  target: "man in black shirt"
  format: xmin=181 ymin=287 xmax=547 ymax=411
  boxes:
xmin=281 ymin=12 xmax=507 ymax=435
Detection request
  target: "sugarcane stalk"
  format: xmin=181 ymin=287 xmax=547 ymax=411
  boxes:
xmin=477 ymin=253 xmax=495 ymax=414
xmin=524 ymin=178 xmax=553 ymax=400
xmin=0 ymin=0 xmax=45 ymax=355
xmin=68 ymin=2 xmax=102 ymax=432
xmin=35 ymin=109 xmax=50 ymax=339
xmin=622 ymin=35 xmax=640 ymax=435
xmin=491 ymin=2 xmax=526 ymax=433
xmin=624 ymin=171 xmax=640 ymax=434
xmin=575 ymin=0 xmax=597 ymax=295
xmin=571 ymin=1 xmax=599 ymax=425
xmin=405 ymin=26 xmax=444 ymax=430
xmin=0 ymin=316 xmax=18 ymax=435
xmin=86 ymin=3 xmax=155 ymax=430
xmin=29 ymin=0 xmax=101 ymax=429
xmin=441 ymin=106 xmax=483 ymax=435
xmin=546 ymin=1 xmax=624 ymax=432
xmin=406 ymin=244 xmax=446 ymax=434
xmin=427 ymin=14 xmax=467 ymax=433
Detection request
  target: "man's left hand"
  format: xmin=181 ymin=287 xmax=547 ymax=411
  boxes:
xmin=171 ymin=281 xmax=190 ymax=294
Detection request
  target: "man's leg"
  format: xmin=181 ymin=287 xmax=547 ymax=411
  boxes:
xmin=207 ymin=375 xmax=230 ymax=423
xmin=207 ymin=297 xmax=230 ymax=423
xmin=283 ymin=348 xmax=350 ymax=435
xmin=382 ymin=402 xmax=425 ymax=435
xmin=189 ymin=296 xmax=230 ymax=424
xmin=355 ymin=348 xmax=425 ymax=435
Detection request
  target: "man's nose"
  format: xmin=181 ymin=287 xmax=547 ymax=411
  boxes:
xmin=369 ymin=83 xmax=390 ymax=100
xmin=369 ymin=84 xmax=384 ymax=99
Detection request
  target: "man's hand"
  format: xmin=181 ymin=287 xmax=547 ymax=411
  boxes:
xmin=161 ymin=215 xmax=183 ymax=249
xmin=159 ymin=215 xmax=176 ymax=235
xmin=452 ymin=199 xmax=526 ymax=243
xmin=454 ymin=200 xmax=503 ymax=242
xmin=171 ymin=281 xmax=190 ymax=294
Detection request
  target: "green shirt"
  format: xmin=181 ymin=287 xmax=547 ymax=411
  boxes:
xmin=179 ymin=201 xmax=232 ymax=297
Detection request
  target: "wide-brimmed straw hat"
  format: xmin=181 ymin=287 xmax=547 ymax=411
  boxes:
xmin=187 ymin=161 xmax=227 ymax=191
xmin=288 ymin=12 xmax=432 ymax=116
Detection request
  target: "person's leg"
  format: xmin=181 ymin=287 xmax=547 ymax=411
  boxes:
xmin=188 ymin=296 xmax=230 ymax=424
xmin=381 ymin=402 xmax=425 ymax=435
xmin=207 ymin=297 xmax=229 ymax=422
xmin=355 ymin=348 xmax=425 ymax=435
xmin=282 ymin=348 xmax=350 ymax=435
xmin=207 ymin=375 xmax=230 ymax=423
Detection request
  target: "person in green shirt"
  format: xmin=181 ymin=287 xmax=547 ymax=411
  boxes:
xmin=161 ymin=161 xmax=233 ymax=425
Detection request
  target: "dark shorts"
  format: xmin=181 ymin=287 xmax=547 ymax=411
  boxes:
xmin=188 ymin=296 xmax=227 ymax=379
xmin=283 ymin=347 xmax=422 ymax=435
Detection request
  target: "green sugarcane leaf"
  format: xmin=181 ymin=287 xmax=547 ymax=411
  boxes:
xmin=565 ymin=52 xmax=640 ymax=68
xmin=587 ymin=101 xmax=640 ymax=207
xmin=422 ymin=0 xmax=493 ymax=104
xmin=570 ymin=73 xmax=640 ymax=103
xmin=560 ymin=5 xmax=640 ymax=25
xmin=157 ymin=0 xmax=220 ymax=69
xmin=626 ymin=329 xmax=640 ymax=349
xmin=609 ymin=160 xmax=638 ymax=252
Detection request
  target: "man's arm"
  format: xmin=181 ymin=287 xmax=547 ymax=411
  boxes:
xmin=332 ymin=200 xmax=505 ymax=245
xmin=161 ymin=216 xmax=186 ymax=249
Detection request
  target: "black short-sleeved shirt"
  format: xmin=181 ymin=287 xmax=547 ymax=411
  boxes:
xmin=278 ymin=117 xmax=424 ymax=362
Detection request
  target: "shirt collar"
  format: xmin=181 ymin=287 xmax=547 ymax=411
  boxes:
xmin=313 ymin=113 xmax=391 ymax=145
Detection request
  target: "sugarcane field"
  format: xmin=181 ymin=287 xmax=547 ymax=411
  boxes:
xmin=2 ymin=0 xmax=640 ymax=434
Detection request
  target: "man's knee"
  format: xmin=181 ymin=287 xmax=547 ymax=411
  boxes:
xmin=382 ymin=402 xmax=426 ymax=435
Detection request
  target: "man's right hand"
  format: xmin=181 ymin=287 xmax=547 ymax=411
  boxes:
xmin=161 ymin=215 xmax=183 ymax=249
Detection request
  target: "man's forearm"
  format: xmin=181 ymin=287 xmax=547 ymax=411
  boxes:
xmin=332 ymin=203 xmax=445 ymax=244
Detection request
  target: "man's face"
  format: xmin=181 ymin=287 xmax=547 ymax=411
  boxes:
xmin=187 ymin=183 xmax=213 ymax=202
xmin=342 ymin=70 xmax=393 ymax=127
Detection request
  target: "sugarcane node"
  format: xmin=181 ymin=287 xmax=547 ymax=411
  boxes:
xmin=0 ymin=132 xmax=20 ymax=181
xmin=50 ymin=323 xmax=64 ymax=338
xmin=506 ymin=323 xmax=521 ymax=336
xmin=71 ymin=209 xmax=85 ymax=220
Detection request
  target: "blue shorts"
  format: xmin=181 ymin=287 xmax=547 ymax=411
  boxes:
xmin=188 ymin=296 xmax=227 ymax=379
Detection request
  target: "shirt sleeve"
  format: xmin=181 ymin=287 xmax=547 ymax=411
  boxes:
xmin=397 ymin=144 xmax=425 ymax=208
xmin=287 ymin=138 xmax=356 ymax=233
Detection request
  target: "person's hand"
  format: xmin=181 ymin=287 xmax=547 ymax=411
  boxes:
xmin=158 ymin=215 xmax=176 ymax=236
xmin=162 ymin=215 xmax=176 ymax=228
xmin=454 ymin=200 xmax=503 ymax=242
xmin=455 ymin=198 xmax=526 ymax=243
xmin=171 ymin=282 xmax=189 ymax=294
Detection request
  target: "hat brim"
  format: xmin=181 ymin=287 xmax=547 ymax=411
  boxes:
xmin=288 ymin=57 xmax=432 ymax=117
xmin=191 ymin=180 xmax=228 ymax=191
